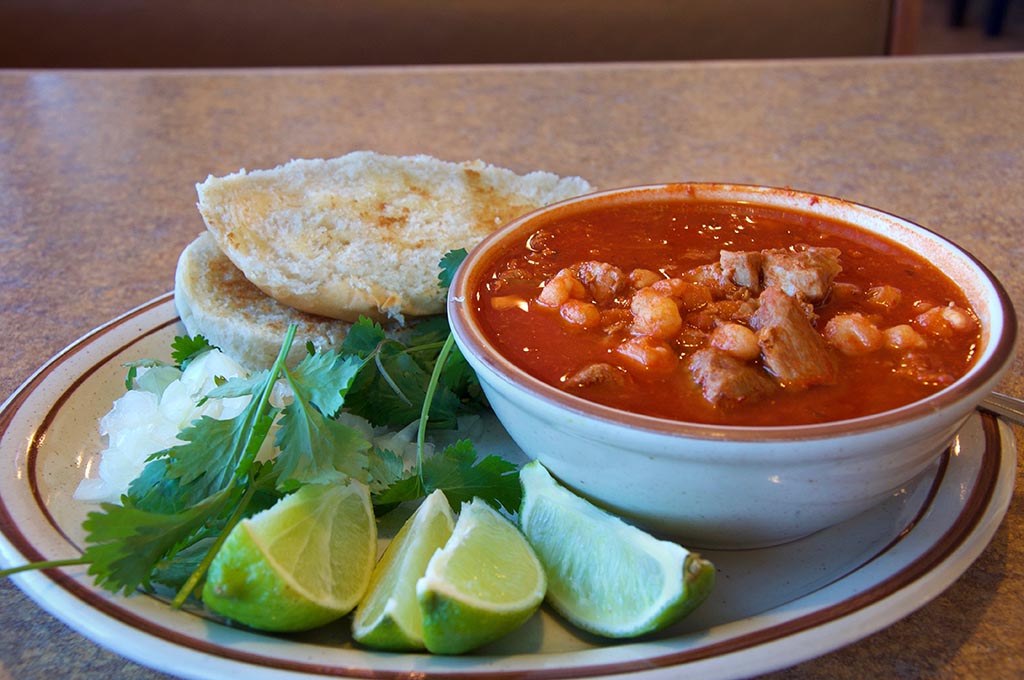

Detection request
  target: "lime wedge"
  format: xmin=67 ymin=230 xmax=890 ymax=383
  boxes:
xmin=352 ymin=489 xmax=456 ymax=651
xmin=202 ymin=481 xmax=377 ymax=632
xmin=518 ymin=461 xmax=715 ymax=638
xmin=416 ymin=498 xmax=546 ymax=654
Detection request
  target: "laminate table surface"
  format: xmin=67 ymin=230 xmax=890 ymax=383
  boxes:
xmin=1 ymin=55 xmax=1022 ymax=679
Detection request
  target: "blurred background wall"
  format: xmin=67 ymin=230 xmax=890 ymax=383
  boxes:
xmin=0 ymin=0 xmax=1019 ymax=68
xmin=1 ymin=0 xmax=919 ymax=67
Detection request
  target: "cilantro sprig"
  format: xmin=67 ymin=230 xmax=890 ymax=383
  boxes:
xmin=367 ymin=333 xmax=520 ymax=514
xmin=83 ymin=324 xmax=369 ymax=602
xmin=340 ymin=316 xmax=478 ymax=429
xmin=2 ymin=249 xmax=522 ymax=602
xmin=123 ymin=334 xmax=217 ymax=390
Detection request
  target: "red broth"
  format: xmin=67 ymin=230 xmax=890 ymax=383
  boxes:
xmin=471 ymin=200 xmax=980 ymax=426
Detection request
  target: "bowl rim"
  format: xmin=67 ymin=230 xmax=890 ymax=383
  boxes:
xmin=447 ymin=182 xmax=1018 ymax=442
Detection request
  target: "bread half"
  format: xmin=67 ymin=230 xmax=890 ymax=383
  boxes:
xmin=195 ymin=151 xmax=594 ymax=321
xmin=174 ymin=232 xmax=354 ymax=369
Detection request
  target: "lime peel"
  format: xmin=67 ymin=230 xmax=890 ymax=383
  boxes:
xmin=201 ymin=481 xmax=376 ymax=632
xmin=518 ymin=460 xmax=715 ymax=638
xmin=352 ymin=489 xmax=456 ymax=651
xmin=416 ymin=497 xmax=546 ymax=654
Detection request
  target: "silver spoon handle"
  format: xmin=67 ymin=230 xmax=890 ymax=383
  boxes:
xmin=979 ymin=392 xmax=1024 ymax=427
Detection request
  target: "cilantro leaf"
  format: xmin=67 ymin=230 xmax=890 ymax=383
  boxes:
xmin=150 ymin=409 xmax=276 ymax=507
xmin=344 ymin=337 xmax=470 ymax=429
xmin=398 ymin=319 xmax=482 ymax=412
xmin=372 ymin=474 xmax=425 ymax=508
xmin=421 ymin=441 xmax=521 ymax=513
xmin=340 ymin=318 xmax=388 ymax=358
xmin=402 ymin=315 xmax=452 ymax=353
xmin=422 ymin=383 xmax=463 ymax=430
xmin=127 ymin=457 xmax=186 ymax=514
xmin=170 ymin=334 xmax=216 ymax=370
xmin=345 ymin=342 xmax=433 ymax=427
xmin=440 ymin=342 xmax=481 ymax=404
xmin=204 ymin=371 xmax=271 ymax=400
xmin=373 ymin=440 xmax=521 ymax=514
xmin=287 ymin=350 xmax=362 ymax=417
xmin=149 ymin=536 xmax=218 ymax=591
xmin=82 ymin=488 xmax=231 ymax=595
xmin=367 ymin=447 xmax=407 ymax=493
xmin=438 ymin=248 xmax=467 ymax=289
xmin=274 ymin=397 xmax=370 ymax=487
xmin=366 ymin=447 xmax=409 ymax=516
xmin=270 ymin=351 xmax=372 ymax=487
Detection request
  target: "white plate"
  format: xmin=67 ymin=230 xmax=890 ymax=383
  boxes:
xmin=0 ymin=293 xmax=1016 ymax=680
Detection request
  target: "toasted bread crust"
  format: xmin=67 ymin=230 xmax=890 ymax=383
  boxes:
xmin=196 ymin=152 xmax=593 ymax=321
xmin=174 ymin=232 xmax=354 ymax=368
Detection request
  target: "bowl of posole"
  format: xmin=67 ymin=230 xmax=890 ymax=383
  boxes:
xmin=447 ymin=183 xmax=1017 ymax=549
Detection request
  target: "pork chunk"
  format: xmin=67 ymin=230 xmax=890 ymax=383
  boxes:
xmin=565 ymin=362 xmax=629 ymax=388
xmin=689 ymin=347 xmax=776 ymax=405
xmin=761 ymin=246 xmax=842 ymax=303
xmin=686 ymin=298 xmax=760 ymax=332
xmin=720 ymin=250 xmax=763 ymax=294
xmin=681 ymin=262 xmax=745 ymax=300
xmin=751 ymin=286 xmax=837 ymax=388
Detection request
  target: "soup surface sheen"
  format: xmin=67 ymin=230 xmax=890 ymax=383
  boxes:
xmin=473 ymin=199 xmax=980 ymax=426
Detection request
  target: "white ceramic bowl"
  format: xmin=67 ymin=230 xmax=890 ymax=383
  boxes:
xmin=447 ymin=184 xmax=1017 ymax=549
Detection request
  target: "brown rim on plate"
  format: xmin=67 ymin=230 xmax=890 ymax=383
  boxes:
xmin=0 ymin=294 xmax=1008 ymax=678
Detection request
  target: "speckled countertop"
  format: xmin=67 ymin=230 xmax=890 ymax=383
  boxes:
xmin=0 ymin=55 xmax=1021 ymax=679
